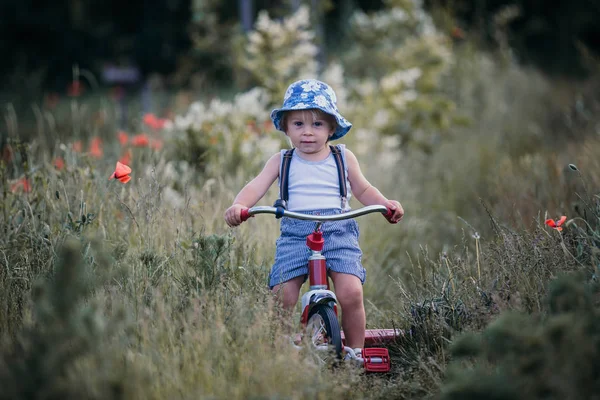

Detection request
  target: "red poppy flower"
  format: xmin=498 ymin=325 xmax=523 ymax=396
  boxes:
xmin=117 ymin=131 xmax=129 ymax=146
xmin=143 ymin=113 xmax=157 ymax=125
xmin=545 ymin=216 xmax=567 ymax=231
xmin=89 ymin=137 xmax=103 ymax=158
xmin=53 ymin=157 xmax=65 ymax=170
xmin=67 ymin=81 xmax=84 ymax=97
xmin=109 ymin=161 xmax=132 ymax=183
xmin=11 ymin=177 xmax=31 ymax=193
xmin=143 ymin=113 xmax=167 ymax=130
xmin=131 ymin=133 xmax=150 ymax=147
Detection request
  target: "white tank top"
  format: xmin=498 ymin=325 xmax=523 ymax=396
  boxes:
xmin=279 ymin=144 xmax=352 ymax=212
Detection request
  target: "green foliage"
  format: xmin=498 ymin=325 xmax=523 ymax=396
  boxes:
xmin=442 ymin=275 xmax=600 ymax=400
xmin=341 ymin=0 xmax=459 ymax=152
xmin=188 ymin=0 xmax=237 ymax=84
xmin=562 ymin=164 xmax=600 ymax=274
xmin=0 ymin=238 xmax=128 ymax=400
xmin=178 ymin=232 xmax=233 ymax=294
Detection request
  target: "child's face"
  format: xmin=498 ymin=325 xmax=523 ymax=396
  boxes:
xmin=284 ymin=110 xmax=336 ymax=157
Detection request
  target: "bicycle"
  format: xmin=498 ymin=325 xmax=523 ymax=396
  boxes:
xmin=240 ymin=204 xmax=400 ymax=372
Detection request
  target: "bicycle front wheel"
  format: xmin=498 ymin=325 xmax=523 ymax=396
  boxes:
xmin=306 ymin=304 xmax=343 ymax=360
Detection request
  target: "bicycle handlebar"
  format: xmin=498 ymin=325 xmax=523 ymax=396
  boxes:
xmin=240 ymin=205 xmax=396 ymax=223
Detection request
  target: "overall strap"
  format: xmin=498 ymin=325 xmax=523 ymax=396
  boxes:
xmin=273 ymin=149 xmax=294 ymax=216
xmin=329 ymin=144 xmax=348 ymax=208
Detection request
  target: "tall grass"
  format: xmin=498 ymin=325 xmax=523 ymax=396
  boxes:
xmin=1 ymin=45 xmax=600 ymax=398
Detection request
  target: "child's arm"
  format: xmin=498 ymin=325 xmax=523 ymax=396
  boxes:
xmin=345 ymin=148 xmax=404 ymax=223
xmin=224 ymin=152 xmax=280 ymax=227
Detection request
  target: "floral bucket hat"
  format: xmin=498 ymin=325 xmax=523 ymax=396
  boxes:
xmin=270 ymin=79 xmax=352 ymax=141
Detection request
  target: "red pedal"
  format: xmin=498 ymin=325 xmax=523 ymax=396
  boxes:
xmin=362 ymin=347 xmax=391 ymax=373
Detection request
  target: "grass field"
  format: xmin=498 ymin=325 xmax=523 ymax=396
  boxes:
xmin=1 ymin=46 xmax=599 ymax=399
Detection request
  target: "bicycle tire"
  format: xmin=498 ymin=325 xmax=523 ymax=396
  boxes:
xmin=307 ymin=304 xmax=343 ymax=360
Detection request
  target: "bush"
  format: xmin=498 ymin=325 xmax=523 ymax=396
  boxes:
xmin=442 ymin=275 xmax=600 ymax=400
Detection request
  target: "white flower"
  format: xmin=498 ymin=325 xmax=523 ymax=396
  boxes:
xmin=381 ymin=68 xmax=423 ymax=91
xmin=284 ymin=87 xmax=294 ymax=101
xmin=301 ymin=81 xmax=321 ymax=92
xmin=174 ymin=115 xmax=190 ymax=131
xmin=234 ymin=87 xmax=270 ymax=120
xmin=295 ymin=42 xmax=319 ymax=58
xmin=314 ymin=95 xmax=329 ymax=108
xmin=163 ymin=162 xmax=178 ymax=181
xmin=240 ymin=140 xmax=253 ymax=156
xmin=391 ymin=95 xmax=408 ymax=110
xmin=390 ymin=8 xmax=407 ymax=22
xmin=373 ymin=110 xmax=390 ymax=129
xmin=355 ymin=80 xmax=376 ymax=97
xmin=403 ymin=90 xmax=418 ymax=101
xmin=324 ymin=86 xmax=337 ymax=103
xmin=163 ymin=187 xmax=185 ymax=209
xmin=257 ymin=136 xmax=282 ymax=156
xmin=163 ymin=119 xmax=174 ymax=131
xmin=292 ymin=102 xmax=309 ymax=109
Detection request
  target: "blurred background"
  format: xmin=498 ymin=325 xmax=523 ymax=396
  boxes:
xmin=2 ymin=1 xmax=600 ymax=398
xmin=2 ymin=0 xmax=599 ymax=96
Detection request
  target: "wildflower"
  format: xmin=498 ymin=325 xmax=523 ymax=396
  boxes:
xmin=11 ymin=177 xmax=31 ymax=193
xmin=119 ymin=149 xmax=132 ymax=165
xmin=143 ymin=113 xmax=156 ymax=126
xmin=109 ymin=161 xmax=132 ymax=183
xmin=143 ymin=113 xmax=167 ymax=130
xmin=53 ymin=157 xmax=65 ymax=170
xmin=117 ymin=131 xmax=129 ymax=146
xmin=545 ymin=216 xmax=567 ymax=231
xmin=67 ymin=80 xmax=84 ymax=97
xmin=89 ymin=137 xmax=103 ymax=158
xmin=131 ymin=133 xmax=150 ymax=147
xmin=72 ymin=141 xmax=83 ymax=153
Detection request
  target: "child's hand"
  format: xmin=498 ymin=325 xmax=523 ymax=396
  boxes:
xmin=384 ymin=200 xmax=404 ymax=224
xmin=224 ymin=204 xmax=247 ymax=227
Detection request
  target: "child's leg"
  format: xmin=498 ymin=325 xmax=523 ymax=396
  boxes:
xmin=271 ymin=275 xmax=305 ymax=309
xmin=329 ymin=271 xmax=365 ymax=349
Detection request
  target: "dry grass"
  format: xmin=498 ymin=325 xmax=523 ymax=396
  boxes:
xmin=0 ymin=47 xmax=599 ymax=399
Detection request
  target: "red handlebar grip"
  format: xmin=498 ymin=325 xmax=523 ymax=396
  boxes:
xmin=240 ymin=208 xmax=250 ymax=222
xmin=384 ymin=207 xmax=398 ymax=224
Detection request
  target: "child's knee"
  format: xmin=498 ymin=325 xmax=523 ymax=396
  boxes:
xmin=338 ymin=288 xmax=364 ymax=309
xmin=272 ymin=276 xmax=303 ymax=309
xmin=332 ymin=276 xmax=364 ymax=309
